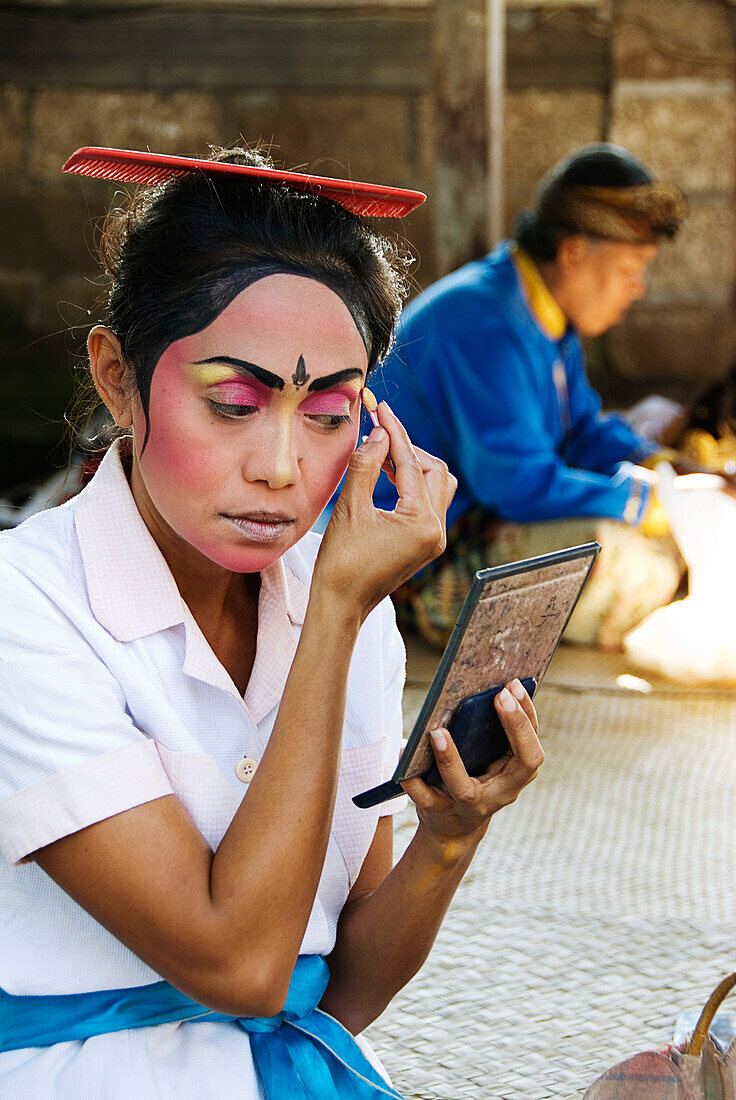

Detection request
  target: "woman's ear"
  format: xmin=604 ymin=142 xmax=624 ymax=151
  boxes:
xmin=88 ymin=326 xmax=135 ymax=427
xmin=556 ymin=234 xmax=588 ymax=275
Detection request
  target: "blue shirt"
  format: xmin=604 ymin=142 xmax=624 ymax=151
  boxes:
xmin=370 ymin=242 xmax=653 ymax=528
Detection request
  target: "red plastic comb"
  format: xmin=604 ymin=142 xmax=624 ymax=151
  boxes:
xmin=62 ymin=147 xmax=426 ymax=219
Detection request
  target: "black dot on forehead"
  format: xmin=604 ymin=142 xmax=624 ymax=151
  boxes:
xmin=292 ymin=355 xmax=310 ymax=387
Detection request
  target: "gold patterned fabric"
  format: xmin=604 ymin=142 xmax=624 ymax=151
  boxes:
xmin=539 ymin=181 xmax=688 ymax=244
xmin=680 ymin=426 xmax=736 ymax=472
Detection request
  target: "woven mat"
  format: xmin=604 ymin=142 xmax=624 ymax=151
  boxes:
xmin=365 ymin=640 xmax=736 ymax=1099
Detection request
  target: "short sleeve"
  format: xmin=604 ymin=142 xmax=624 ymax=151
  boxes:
xmin=378 ymin=598 xmax=408 ymax=818
xmin=0 ymin=563 xmax=173 ymax=863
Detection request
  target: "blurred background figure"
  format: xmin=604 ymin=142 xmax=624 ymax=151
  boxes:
xmin=370 ymin=143 xmax=698 ymax=649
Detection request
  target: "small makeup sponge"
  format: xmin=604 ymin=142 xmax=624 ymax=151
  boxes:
xmin=361 ymin=387 xmax=395 ymax=473
xmin=361 ymin=387 xmax=378 ymax=413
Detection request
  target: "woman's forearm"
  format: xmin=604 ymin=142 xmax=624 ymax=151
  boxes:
xmin=321 ymin=821 xmax=487 ymax=1033
xmin=207 ymin=589 xmax=362 ymax=999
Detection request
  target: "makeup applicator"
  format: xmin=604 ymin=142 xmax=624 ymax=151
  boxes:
xmin=362 ymin=388 xmax=396 ymax=475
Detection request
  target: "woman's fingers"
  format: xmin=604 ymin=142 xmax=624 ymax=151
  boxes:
xmin=376 ymin=403 xmax=455 ymax=521
xmin=415 ymin=446 xmax=458 ymax=522
xmin=361 ymin=399 xmax=455 ymax=527
xmin=425 ymin=729 xmax=476 ymax=804
xmin=373 ymin=401 xmax=427 ymax=507
xmin=399 ymin=685 xmax=545 ymax=845
xmin=493 ymin=686 xmax=545 ymax=775
xmin=399 ymin=731 xmax=471 ymax=812
xmin=427 ymin=714 xmax=540 ymax=809
xmin=400 ymin=774 xmax=450 ymax=813
xmin=380 ymin=434 xmax=457 ymax=517
xmin=506 ymin=679 xmax=539 ymax=735
xmin=339 ymin=426 xmax=391 ymax=511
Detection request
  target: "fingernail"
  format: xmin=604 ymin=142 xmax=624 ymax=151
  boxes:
xmin=510 ymin=678 xmax=526 ymax=701
xmin=370 ymin=426 xmax=387 ymax=442
xmin=499 ymin=688 xmax=517 ymax=713
xmin=430 ymin=729 xmax=447 ymax=751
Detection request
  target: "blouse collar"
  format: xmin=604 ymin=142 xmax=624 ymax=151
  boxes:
xmin=74 ymin=441 xmax=309 ymax=647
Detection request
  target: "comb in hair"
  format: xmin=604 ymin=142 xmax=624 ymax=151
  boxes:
xmin=62 ymin=147 xmax=427 ymax=219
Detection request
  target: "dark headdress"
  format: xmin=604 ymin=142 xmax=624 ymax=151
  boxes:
xmin=534 ymin=143 xmax=688 ymax=244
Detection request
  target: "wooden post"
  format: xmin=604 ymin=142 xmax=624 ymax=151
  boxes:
xmin=486 ymin=0 xmax=506 ymax=247
xmin=432 ymin=0 xmax=489 ymax=276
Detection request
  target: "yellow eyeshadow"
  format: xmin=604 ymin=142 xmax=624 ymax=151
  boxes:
xmin=184 ymin=363 xmax=239 ymax=386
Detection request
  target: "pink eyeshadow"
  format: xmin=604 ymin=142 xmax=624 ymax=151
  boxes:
xmin=299 ymin=393 xmax=353 ymax=416
xmin=210 ymin=381 xmax=262 ymax=405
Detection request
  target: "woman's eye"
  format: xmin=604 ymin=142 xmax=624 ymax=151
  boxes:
xmin=209 ymin=400 xmax=258 ymax=419
xmin=306 ymin=414 xmax=352 ymax=430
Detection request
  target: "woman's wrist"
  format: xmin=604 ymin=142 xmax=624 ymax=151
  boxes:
xmin=303 ymin=583 xmax=362 ymax=644
xmin=414 ymin=819 xmax=488 ymax=871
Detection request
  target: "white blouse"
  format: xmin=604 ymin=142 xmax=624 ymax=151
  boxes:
xmin=0 ymin=443 xmax=406 ymax=1099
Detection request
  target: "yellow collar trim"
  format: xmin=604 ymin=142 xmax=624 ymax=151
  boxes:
xmin=510 ymin=244 xmax=567 ymax=341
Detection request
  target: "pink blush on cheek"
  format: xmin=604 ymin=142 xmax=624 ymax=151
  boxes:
xmin=307 ymin=432 xmax=360 ymax=517
xmin=143 ymin=423 xmax=212 ymax=494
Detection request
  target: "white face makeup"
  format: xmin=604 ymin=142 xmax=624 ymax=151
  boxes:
xmin=126 ymin=273 xmax=368 ymax=574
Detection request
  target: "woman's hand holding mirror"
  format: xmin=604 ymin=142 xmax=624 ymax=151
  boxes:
xmin=402 ymin=678 xmax=544 ymax=849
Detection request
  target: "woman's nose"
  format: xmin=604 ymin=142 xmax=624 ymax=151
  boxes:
xmin=242 ymin=416 xmax=299 ymax=489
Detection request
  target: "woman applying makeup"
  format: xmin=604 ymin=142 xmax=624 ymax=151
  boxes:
xmin=0 ymin=147 xmax=543 ymax=1099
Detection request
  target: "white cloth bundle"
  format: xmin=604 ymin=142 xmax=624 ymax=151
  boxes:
xmin=623 ymin=464 xmax=736 ymax=685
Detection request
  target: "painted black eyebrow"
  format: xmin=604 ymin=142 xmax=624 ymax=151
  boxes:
xmin=193 ymin=357 xmax=285 ymax=391
xmin=307 ymin=368 xmax=364 ymax=393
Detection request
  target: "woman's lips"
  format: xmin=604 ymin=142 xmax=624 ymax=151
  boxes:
xmin=223 ymin=512 xmax=296 ymax=543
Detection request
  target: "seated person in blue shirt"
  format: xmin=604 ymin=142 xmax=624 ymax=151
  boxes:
xmin=368 ymin=143 xmax=692 ymax=650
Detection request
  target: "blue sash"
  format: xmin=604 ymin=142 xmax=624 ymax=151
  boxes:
xmin=0 ymin=954 xmax=402 ymax=1099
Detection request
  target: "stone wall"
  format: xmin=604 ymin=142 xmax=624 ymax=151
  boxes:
xmin=1 ymin=0 xmax=735 ymax=489
xmin=605 ymin=0 xmax=736 ymax=401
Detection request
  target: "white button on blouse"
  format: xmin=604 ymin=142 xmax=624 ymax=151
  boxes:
xmin=236 ymin=756 xmax=259 ymax=783
xmin=0 ymin=442 xmax=407 ymax=1099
